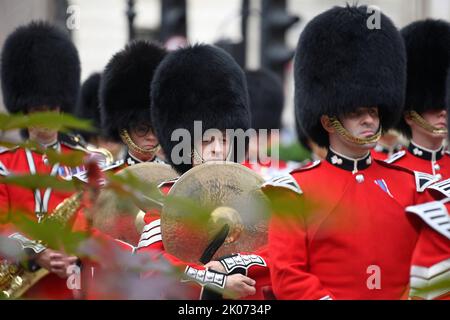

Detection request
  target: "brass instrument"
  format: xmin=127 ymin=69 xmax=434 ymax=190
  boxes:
xmin=84 ymin=143 xmax=115 ymax=167
xmin=71 ymin=134 xmax=115 ymax=167
xmin=0 ymin=192 xmax=83 ymax=299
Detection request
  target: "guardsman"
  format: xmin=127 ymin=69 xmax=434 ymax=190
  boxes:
xmin=0 ymin=21 xmax=87 ymax=299
xmin=404 ymin=184 xmax=450 ymax=300
xmin=386 ymin=20 xmax=450 ymax=180
xmin=98 ymin=40 xmax=167 ymax=173
xmin=136 ymin=44 xmax=271 ymax=300
xmin=67 ymin=41 xmax=173 ymax=299
xmin=266 ymin=5 xmax=446 ymax=300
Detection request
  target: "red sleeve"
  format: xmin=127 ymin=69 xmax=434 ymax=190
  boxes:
xmin=405 ymin=199 xmax=450 ymax=300
xmin=269 ymin=212 xmax=335 ymax=300
xmin=89 ymin=227 xmax=135 ymax=252
xmin=410 ymin=224 xmax=450 ymax=300
xmin=136 ymin=210 xmax=236 ymax=300
xmin=137 ymin=209 xmax=204 ymax=270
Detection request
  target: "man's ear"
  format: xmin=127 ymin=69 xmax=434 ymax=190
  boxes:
xmin=404 ymin=113 xmax=414 ymax=127
xmin=321 ymin=115 xmax=334 ymax=134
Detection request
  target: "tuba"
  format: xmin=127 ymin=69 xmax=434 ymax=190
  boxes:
xmin=70 ymin=134 xmax=115 ymax=168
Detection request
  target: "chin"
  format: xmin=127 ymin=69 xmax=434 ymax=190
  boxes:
xmin=431 ymin=132 xmax=447 ymax=139
xmin=348 ymin=139 xmax=376 ymax=150
xmin=423 ymin=128 xmax=447 ymax=139
xmin=363 ymin=142 xmax=377 ymax=149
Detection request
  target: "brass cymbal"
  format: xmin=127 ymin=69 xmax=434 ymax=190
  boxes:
xmin=92 ymin=162 xmax=178 ymax=245
xmin=161 ymin=161 xmax=269 ymax=264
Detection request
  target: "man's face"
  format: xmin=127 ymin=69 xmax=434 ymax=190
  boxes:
xmin=193 ymin=130 xmax=230 ymax=166
xmin=129 ymin=122 xmax=159 ymax=153
xmin=410 ymin=109 xmax=447 ymax=139
xmin=27 ymin=106 xmax=60 ymax=144
xmin=340 ymin=107 xmax=380 ymax=141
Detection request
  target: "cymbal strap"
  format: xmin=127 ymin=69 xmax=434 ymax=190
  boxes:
xmin=199 ymin=224 xmax=230 ymax=264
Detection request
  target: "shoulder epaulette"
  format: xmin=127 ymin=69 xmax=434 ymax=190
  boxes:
xmin=70 ymin=170 xmax=89 ymax=183
xmin=291 ymin=160 xmax=321 ymax=174
xmin=101 ymin=159 xmax=125 ymax=172
xmin=71 ymin=169 xmax=107 ymax=186
xmin=71 ymin=158 xmax=124 ymax=182
xmin=0 ymin=161 xmax=10 ymax=176
xmin=375 ymin=160 xmax=434 ymax=192
xmin=375 ymin=158 xmax=414 ymax=174
xmin=427 ymin=178 xmax=450 ymax=198
xmin=0 ymin=146 xmax=19 ymax=154
xmin=60 ymin=134 xmax=90 ymax=153
xmin=413 ymin=171 xmax=440 ymax=192
xmin=261 ymin=174 xmax=303 ymax=195
xmin=385 ymin=150 xmax=406 ymax=164
xmin=406 ymin=200 xmax=450 ymax=240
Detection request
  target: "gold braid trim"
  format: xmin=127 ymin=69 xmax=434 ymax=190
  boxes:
xmin=328 ymin=116 xmax=382 ymax=145
xmin=406 ymin=111 xmax=448 ymax=135
xmin=120 ymin=129 xmax=161 ymax=158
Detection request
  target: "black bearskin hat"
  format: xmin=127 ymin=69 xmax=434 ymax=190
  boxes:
xmin=1 ymin=21 xmax=80 ymax=114
xmin=398 ymin=19 xmax=450 ymax=137
xmin=245 ymin=68 xmax=284 ymax=130
xmin=151 ymin=44 xmax=251 ymax=174
xmin=74 ymin=72 xmax=103 ymax=141
xmin=99 ymin=41 xmax=167 ymax=141
xmin=295 ymin=5 xmax=406 ymax=147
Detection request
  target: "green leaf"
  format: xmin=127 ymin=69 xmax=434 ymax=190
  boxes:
xmin=0 ymin=140 xmax=43 ymax=152
xmin=0 ymin=174 xmax=77 ymax=192
xmin=105 ymin=171 xmax=165 ymax=211
xmin=163 ymin=194 xmax=212 ymax=227
xmin=45 ymin=149 xmax=86 ymax=167
xmin=0 ymin=112 xmax=95 ymax=132
xmin=0 ymin=141 xmax=86 ymax=167
xmin=276 ymin=142 xmax=311 ymax=162
xmin=9 ymin=211 xmax=88 ymax=255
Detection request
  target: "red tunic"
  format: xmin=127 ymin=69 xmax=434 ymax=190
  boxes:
xmin=0 ymin=144 xmax=89 ymax=299
xmin=386 ymin=142 xmax=450 ymax=181
xmin=406 ymin=180 xmax=450 ymax=300
xmin=266 ymin=150 xmax=438 ymax=300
